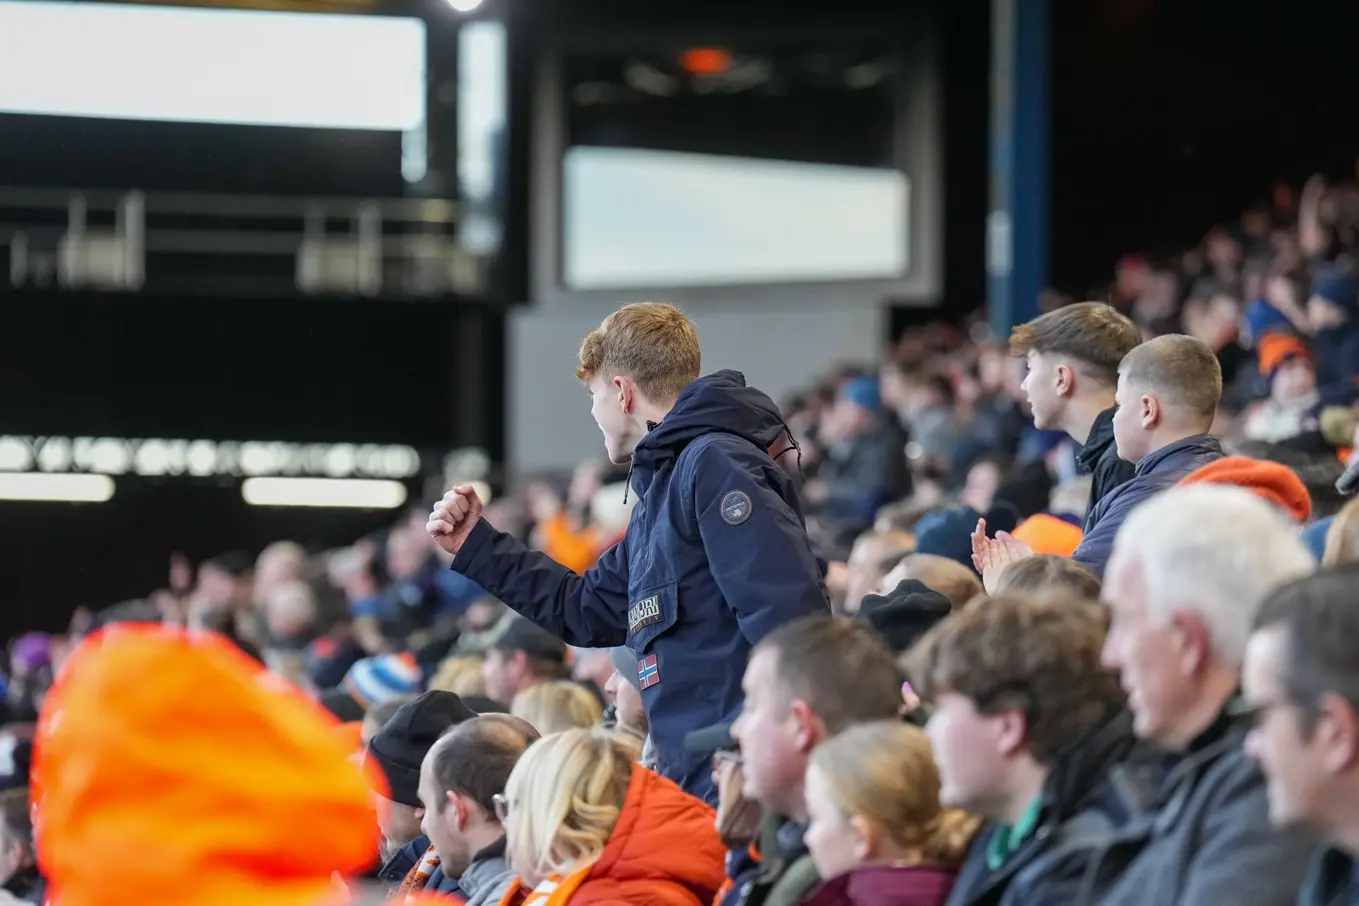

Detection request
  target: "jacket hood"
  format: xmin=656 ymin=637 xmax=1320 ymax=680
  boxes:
xmin=1177 ymin=455 xmax=1312 ymax=522
xmin=579 ymin=766 xmax=726 ymax=906
xmin=632 ymin=371 xmax=789 ymax=478
xmin=1011 ymin=513 xmax=1084 ymax=557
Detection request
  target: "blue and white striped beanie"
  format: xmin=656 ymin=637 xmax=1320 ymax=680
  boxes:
xmin=343 ymin=653 xmax=421 ymax=710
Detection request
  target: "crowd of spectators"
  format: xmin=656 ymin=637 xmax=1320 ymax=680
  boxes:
xmin=10 ymin=168 xmax=1359 ymax=906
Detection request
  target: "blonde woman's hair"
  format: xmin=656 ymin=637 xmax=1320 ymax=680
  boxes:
xmin=511 ymin=681 xmax=604 ymax=735
xmin=429 ymin=655 xmax=489 ymax=697
xmin=504 ymin=727 xmax=641 ymax=883
xmin=810 ymin=721 xmax=980 ymax=869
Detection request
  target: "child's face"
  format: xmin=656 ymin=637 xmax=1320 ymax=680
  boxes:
xmin=1272 ymin=359 xmax=1317 ymax=404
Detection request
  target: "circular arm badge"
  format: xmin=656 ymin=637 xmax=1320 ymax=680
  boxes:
xmin=720 ymin=490 xmax=752 ymax=525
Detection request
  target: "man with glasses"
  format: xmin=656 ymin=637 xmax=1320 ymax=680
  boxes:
xmin=1242 ymin=566 xmax=1359 ymax=906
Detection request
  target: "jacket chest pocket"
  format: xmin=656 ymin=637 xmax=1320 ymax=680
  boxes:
xmin=625 ymin=580 xmax=680 ymax=655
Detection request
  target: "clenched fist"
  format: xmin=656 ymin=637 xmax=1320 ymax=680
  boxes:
xmin=427 ymin=485 xmax=485 ymax=556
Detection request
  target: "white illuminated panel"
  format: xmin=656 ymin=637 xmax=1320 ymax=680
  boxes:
xmin=563 ymin=147 xmax=910 ymax=289
xmin=0 ymin=2 xmax=426 ymax=130
xmin=0 ymin=437 xmax=423 ymax=479
xmin=455 ymin=19 xmax=507 ymax=250
xmin=242 ymin=477 xmax=407 ymax=509
xmin=0 ymin=473 xmax=114 ymax=503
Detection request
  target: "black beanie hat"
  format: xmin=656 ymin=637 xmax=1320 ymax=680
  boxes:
xmin=365 ymin=690 xmax=477 ymax=807
xmin=856 ymin=579 xmax=953 ymax=655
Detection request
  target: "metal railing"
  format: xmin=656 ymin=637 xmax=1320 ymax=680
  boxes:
xmin=0 ymin=185 xmax=490 ymax=298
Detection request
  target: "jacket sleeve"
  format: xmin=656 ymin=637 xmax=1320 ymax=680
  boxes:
xmin=690 ymin=438 xmax=830 ymax=646
xmin=1174 ymin=762 xmax=1314 ymax=906
xmin=451 ymin=519 xmax=630 ymax=647
xmin=1070 ymin=493 xmax=1129 ymax=578
xmin=1070 ymin=523 xmax=1114 ymax=579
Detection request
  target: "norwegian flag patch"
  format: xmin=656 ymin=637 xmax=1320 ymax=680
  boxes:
xmin=637 ymin=654 xmax=660 ymax=690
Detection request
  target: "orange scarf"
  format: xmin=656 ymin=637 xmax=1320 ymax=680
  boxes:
xmin=498 ymin=864 xmax=594 ymax=906
xmin=399 ymin=846 xmax=443 ymax=898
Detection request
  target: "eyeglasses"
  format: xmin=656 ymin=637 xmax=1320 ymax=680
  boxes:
xmin=713 ymin=750 xmax=743 ymax=768
xmin=492 ymin=793 xmax=511 ymax=823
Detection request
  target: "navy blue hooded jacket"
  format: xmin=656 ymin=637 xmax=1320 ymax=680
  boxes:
xmin=449 ymin=371 xmax=829 ymax=802
xmin=1071 ymin=434 xmax=1223 ymax=577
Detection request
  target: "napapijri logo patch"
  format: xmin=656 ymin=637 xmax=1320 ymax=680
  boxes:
xmin=721 ymin=490 xmax=752 ymax=525
xmin=628 ymin=595 xmax=663 ymax=635
xmin=638 ymin=654 xmax=660 ymax=690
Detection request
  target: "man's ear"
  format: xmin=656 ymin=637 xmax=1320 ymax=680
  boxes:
xmin=1318 ymin=693 xmax=1359 ymax=774
xmin=789 ymin=699 xmax=825 ymax=754
xmin=1054 ymin=362 xmax=1076 ymax=399
xmin=1140 ymin=393 xmax=1161 ymax=430
xmin=445 ymin=791 xmax=469 ymax=830
xmin=1170 ymin=611 xmax=1211 ymax=678
xmin=613 ymin=375 xmax=634 ymax=414
xmin=995 ymin=708 xmax=1029 ymax=758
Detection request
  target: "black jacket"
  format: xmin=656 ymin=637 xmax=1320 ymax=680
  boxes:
xmin=1075 ymin=407 xmax=1136 ymax=520
xmin=820 ymin=415 xmax=911 ymax=531
xmin=945 ymin=709 xmax=1165 ymax=906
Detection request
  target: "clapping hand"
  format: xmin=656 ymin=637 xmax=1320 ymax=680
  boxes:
xmin=970 ymin=517 xmax=1035 ymax=594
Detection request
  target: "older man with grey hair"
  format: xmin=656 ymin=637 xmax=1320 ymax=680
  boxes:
xmin=1077 ymin=484 xmax=1317 ymax=906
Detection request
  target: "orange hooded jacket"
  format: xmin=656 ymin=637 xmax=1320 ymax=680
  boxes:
xmin=498 ymin=765 xmax=726 ymax=906
xmin=31 ymin=625 xmax=435 ymax=906
xmin=1176 ymin=455 xmax=1312 ymax=522
xmin=1010 ymin=513 xmax=1084 ymax=557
